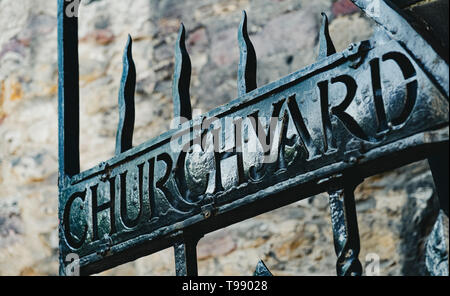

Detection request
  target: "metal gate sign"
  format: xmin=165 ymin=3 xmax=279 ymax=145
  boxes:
xmin=58 ymin=0 xmax=449 ymax=275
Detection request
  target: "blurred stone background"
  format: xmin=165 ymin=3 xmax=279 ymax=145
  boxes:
xmin=0 ymin=0 xmax=447 ymax=275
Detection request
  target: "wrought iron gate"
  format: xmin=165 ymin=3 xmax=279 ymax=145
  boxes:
xmin=58 ymin=0 xmax=449 ymax=276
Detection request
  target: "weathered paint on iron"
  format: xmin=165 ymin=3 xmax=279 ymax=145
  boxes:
xmin=58 ymin=0 xmax=449 ymax=275
xmin=115 ymin=35 xmax=136 ymax=155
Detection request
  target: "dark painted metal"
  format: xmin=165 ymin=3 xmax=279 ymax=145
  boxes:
xmin=171 ymin=24 xmax=196 ymax=273
xmin=318 ymin=13 xmax=336 ymax=60
xmin=351 ymin=0 xmax=449 ymax=97
xmin=254 ymin=260 xmax=273 ymax=276
xmin=425 ymin=211 xmax=449 ymax=276
xmin=173 ymin=24 xmax=192 ymax=124
xmin=238 ymin=11 xmax=257 ymax=97
xmin=391 ymin=0 xmax=422 ymax=9
xmin=317 ymin=18 xmax=351 ymax=243
xmin=174 ymin=232 xmax=201 ymax=276
xmin=115 ymin=35 xmax=136 ymax=155
xmin=58 ymin=1 xmax=449 ymax=276
xmin=58 ymin=0 xmax=80 ymax=179
xmin=58 ymin=0 xmax=80 ymax=275
xmin=328 ymin=174 xmax=363 ymax=276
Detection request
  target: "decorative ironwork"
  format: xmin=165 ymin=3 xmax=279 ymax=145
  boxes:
xmin=425 ymin=212 xmax=449 ymax=276
xmin=254 ymin=260 xmax=273 ymax=276
xmin=58 ymin=0 xmax=449 ymax=276
xmin=328 ymin=174 xmax=363 ymax=276
xmin=116 ymin=35 xmax=136 ymax=155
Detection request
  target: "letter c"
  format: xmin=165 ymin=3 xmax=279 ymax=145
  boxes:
xmin=63 ymin=190 xmax=87 ymax=249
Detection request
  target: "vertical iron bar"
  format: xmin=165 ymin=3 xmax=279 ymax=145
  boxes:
xmin=172 ymin=25 xmax=196 ymax=276
xmin=58 ymin=0 xmax=80 ymax=181
xmin=174 ymin=233 xmax=200 ymax=276
xmin=172 ymin=24 xmax=192 ymax=126
xmin=237 ymin=10 xmax=257 ymax=97
xmin=328 ymin=173 xmax=363 ymax=276
xmin=351 ymin=0 xmax=448 ymax=97
xmin=427 ymin=143 xmax=449 ymax=217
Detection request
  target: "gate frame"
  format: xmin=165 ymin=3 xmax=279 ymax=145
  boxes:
xmin=57 ymin=0 xmax=449 ymax=276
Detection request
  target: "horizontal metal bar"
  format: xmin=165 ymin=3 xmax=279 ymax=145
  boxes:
xmin=75 ymin=128 xmax=447 ymax=275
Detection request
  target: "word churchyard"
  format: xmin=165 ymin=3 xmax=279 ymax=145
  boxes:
xmin=58 ymin=0 xmax=448 ymax=275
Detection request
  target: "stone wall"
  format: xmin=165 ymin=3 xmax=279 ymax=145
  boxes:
xmin=0 ymin=0 xmax=446 ymax=275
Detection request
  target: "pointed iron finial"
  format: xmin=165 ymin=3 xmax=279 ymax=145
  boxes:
xmin=253 ymin=260 xmax=273 ymax=276
xmin=115 ymin=34 xmax=136 ymax=155
xmin=173 ymin=23 xmax=192 ymax=125
xmin=318 ymin=13 xmax=336 ymax=60
xmin=238 ymin=11 xmax=257 ymax=97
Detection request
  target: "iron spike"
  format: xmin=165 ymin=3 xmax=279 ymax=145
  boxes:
xmin=173 ymin=23 xmax=192 ymax=125
xmin=318 ymin=12 xmax=336 ymax=60
xmin=328 ymin=174 xmax=363 ymax=276
xmin=253 ymin=260 xmax=273 ymax=276
xmin=115 ymin=34 xmax=136 ymax=155
xmin=238 ymin=10 xmax=257 ymax=97
xmin=351 ymin=0 xmax=448 ymax=97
